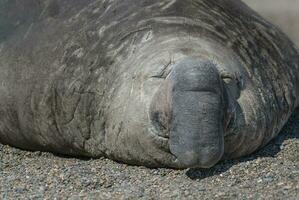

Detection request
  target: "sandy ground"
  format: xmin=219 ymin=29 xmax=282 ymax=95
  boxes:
xmin=1 ymin=1 xmax=299 ymax=200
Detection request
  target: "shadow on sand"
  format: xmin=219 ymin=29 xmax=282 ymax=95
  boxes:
xmin=186 ymin=107 xmax=299 ymax=180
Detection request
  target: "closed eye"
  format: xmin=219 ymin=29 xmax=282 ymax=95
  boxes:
xmin=221 ymin=72 xmax=243 ymax=99
xmin=151 ymin=60 xmax=173 ymax=79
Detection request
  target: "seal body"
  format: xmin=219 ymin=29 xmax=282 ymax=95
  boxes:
xmin=0 ymin=0 xmax=298 ymax=168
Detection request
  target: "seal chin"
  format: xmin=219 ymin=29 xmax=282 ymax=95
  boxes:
xmin=150 ymin=58 xmax=225 ymax=169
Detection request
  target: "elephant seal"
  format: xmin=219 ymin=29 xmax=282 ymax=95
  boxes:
xmin=0 ymin=0 xmax=298 ymax=169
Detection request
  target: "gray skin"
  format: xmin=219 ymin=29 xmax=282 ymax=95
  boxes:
xmin=0 ymin=0 xmax=299 ymax=169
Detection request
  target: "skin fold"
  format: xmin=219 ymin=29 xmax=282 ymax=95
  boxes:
xmin=0 ymin=0 xmax=298 ymax=169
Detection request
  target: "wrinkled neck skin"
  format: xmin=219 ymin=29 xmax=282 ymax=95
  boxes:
xmin=102 ymin=35 xmax=258 ymax=168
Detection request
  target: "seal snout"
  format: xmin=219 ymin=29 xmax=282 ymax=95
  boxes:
xmin=150 ymin=58 xmax=225 ymax=168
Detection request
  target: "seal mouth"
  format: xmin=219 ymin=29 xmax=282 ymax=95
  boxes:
xmin=222 ymin=83 xmax=238 ymax=136
xmin=225 ymin=108 xmax=236 ymax=134
xmin=147 ymin=128 xmax=185 ymax=169
xmin=149 ymin=129 xmax=171 ymax=153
